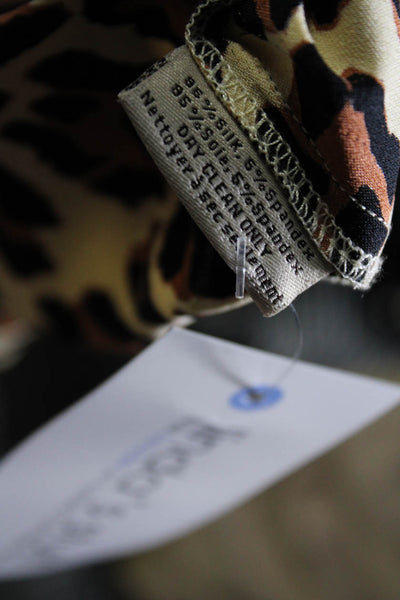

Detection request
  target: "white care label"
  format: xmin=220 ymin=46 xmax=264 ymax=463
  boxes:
xmin=118 ymin=47 xmax=332 ymax=316
xmin=0 ymin=328 xmax=399 ymax=579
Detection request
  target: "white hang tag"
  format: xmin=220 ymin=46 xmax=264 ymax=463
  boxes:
xmin=118 ymin=47 xmax=332 ymax=316
xmin=0 ymin=327 xmax=399 ymax=579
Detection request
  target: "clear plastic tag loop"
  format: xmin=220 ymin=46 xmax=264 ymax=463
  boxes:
xmin=234 ymin=236 xmax=303 ymax=400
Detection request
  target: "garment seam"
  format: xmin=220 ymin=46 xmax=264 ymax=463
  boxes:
xmin=233 ymin=31 xmax=388 ymax=224
xmin=190 ymin=0 xmax=389 ymax=225
xmin=185 ymin=0 xmax=384 ymax=287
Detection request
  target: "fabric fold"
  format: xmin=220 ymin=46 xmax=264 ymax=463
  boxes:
xmin=185 ymin=0 xmax=400 ymax=288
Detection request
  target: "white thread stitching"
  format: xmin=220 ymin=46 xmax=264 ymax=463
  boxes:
xmin=234 ymin=30 xmax=390 ymax=224
xmin=192 ymin=0 xmax=390 ymax=224
xmin=185 ymin=0 xmax=386 ymax=287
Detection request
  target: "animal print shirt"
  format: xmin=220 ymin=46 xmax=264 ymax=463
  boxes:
xmin=1 ymin=0 xmax=399 ymax=353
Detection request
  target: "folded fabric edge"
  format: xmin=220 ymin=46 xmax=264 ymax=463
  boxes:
xmin=185 ymin=0 xmax=385 ymax=290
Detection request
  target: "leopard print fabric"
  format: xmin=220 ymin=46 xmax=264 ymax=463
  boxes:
xmin=1 ymin=0 xmax=399 ymax=352
xmin=0 ymin=0 xmax=240 ymax=353
xmin=187 ymin=0 xmax=400 ymax=286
